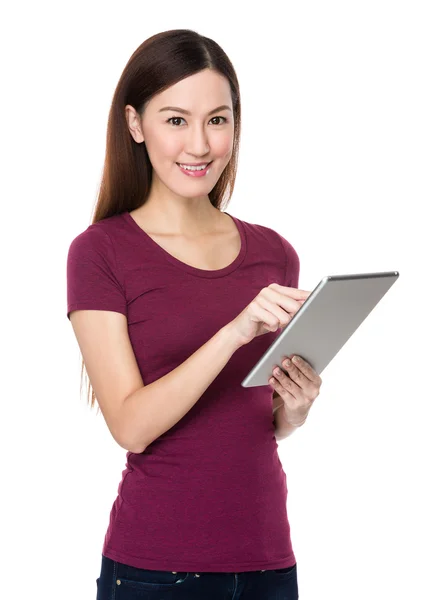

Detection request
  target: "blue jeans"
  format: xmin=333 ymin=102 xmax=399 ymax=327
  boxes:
xmin=96 ymin=554 xmax=299 ymax=599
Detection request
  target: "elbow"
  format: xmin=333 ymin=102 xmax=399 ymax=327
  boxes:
xmin=118 ymin=436 xmax=146 ymax=454
xmin=116 ymin=430 xmax=144 ymax=454
xmin=128 ymin=442 xmax=148 ymax=454
xmin=118 ymin=428 xmax=149 ymax=454
xmin=117 ymin=394 xmax=151 ymax=454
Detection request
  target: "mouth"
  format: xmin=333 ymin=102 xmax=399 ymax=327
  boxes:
xmin=176 ymin=161 xmax=213 ymax=168
xmin=176 ymin=161 xmax=213 ymax=177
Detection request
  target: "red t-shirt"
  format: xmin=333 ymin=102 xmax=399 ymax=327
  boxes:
xmin=66 ymin=210 xmax=300 ymax=572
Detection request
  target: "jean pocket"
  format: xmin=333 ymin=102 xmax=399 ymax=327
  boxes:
xmin=115 ymin=568 xmax=189 ymax=591
xmin=272 ymin=564 xmax=297 ymax=577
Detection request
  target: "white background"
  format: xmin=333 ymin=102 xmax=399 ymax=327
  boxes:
xmin=1 ymin=1 xmax=438 ymax=598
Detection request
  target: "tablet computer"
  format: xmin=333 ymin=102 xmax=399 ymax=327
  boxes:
xmin=241 ymin=271 xmax=399 ymax=387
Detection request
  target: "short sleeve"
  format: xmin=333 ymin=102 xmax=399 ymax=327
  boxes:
xmin=66 ymin=225 xmax=127 ymax=321
xmin=278 ymin=232 xmax=300 ymax=289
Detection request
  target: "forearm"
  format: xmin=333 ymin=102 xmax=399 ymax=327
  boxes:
xmin=274 ymin=403 xmax=303 ymax=441
xmin=121 ymin=323 xmax=243 ymax=453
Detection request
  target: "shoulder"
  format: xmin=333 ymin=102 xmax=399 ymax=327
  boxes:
xmin=66 ymin=217 xmax=125 ymax=287
xmin=67 ymin=213 xmax=125 ymax=256
xmin=235 ymin=215 xmax=298 ymax=259
xmin=233 ymin=214 xmax=281 ymax=245
xmin=236 ymin=215 xmax=300 ymax=286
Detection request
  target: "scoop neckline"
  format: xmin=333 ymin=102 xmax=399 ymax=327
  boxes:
xmin=122 ymin=210 xmax=247 ymax=278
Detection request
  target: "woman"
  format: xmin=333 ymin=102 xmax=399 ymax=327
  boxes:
xmin=66 ymin=28 xmax=322 ymax=600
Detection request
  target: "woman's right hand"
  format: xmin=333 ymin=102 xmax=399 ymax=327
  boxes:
xmin=227 ymin=283 xmax=311 ymax=347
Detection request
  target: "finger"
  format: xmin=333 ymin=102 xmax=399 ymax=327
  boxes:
xmin=269 ymin=376 xmax=294 ymax=398
xmin=261 ymin=288 xmax=307 ymax=326
xmin=258 ymin=295 xmax=293 ymax=328
xmin=269 ymin=283 xmax=311 ymax=300
xmin=271 ymin=366 xmax=304 ymax=399
xmin=273 ymin=365 xmax=320 ymax=408
xmin=276 ymin=361 xmax=309 ymax=393
xmin=269 ymin=376 xmax=301 ymax=408
xmin=290 ymin=356 xmax=322 ymax=386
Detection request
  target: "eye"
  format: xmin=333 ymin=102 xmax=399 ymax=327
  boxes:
xmin=166 ymin=116 xmax=228 ymax=127
xmin=211 ymin=116 xmax=227 ymax=125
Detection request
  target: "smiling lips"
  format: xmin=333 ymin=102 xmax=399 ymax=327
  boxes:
xmin=177 ymin=161 xmax=213 ymax=177
xmin=178 ymin=162 xmax=212 ymax=167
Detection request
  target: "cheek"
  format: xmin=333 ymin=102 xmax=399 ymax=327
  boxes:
xmin=213 ymin=135 xmax=234 ymax=159
xmin=144 ymin=129 xmax=181 ymax=161
xmin=144 ymin=128 xmax=233 ymax=163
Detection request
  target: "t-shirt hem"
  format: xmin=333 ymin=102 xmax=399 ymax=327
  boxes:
xmin=67 ymin=303 xmax=127 ymax=319
xmin=102 ymin=545 xmax=296 ymax=572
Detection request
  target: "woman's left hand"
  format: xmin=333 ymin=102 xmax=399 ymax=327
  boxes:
xmin=269 ymin=355 xmax=322 ymax=425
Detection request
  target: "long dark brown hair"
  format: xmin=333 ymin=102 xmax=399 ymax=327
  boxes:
xmin=79 ymin=29 xmax=242 ymax=411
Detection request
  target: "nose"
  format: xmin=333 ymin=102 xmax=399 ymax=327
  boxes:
xmin=187 ymin=124 xmax=210 ymax=157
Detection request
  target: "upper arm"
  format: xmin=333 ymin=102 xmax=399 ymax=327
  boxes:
xmin=69 ymin=309 xmax=144 ymax=452
xmin=66 ymin=226 xmax=145 ymax=450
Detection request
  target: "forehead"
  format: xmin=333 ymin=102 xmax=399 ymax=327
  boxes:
xmin=147 ymin=70 xmax=232 ymax=112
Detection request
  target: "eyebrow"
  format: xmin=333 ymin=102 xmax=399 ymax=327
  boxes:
xmin=158 ymin=104 xmax=232 ymax=116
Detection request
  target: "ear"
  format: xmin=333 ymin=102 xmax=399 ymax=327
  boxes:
xmin=125 ymin=105 xmax=145 ymax=144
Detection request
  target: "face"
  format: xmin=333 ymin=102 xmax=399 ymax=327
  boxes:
xmin=125 ymin=69 xmax=234 ymax=200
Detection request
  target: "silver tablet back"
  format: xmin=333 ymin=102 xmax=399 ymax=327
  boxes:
xmin=241 ymin=271 xmax=399 ymax=387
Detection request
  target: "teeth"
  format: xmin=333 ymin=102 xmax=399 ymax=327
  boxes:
xmin=179 ymin=163 xmax=209 ymax=171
